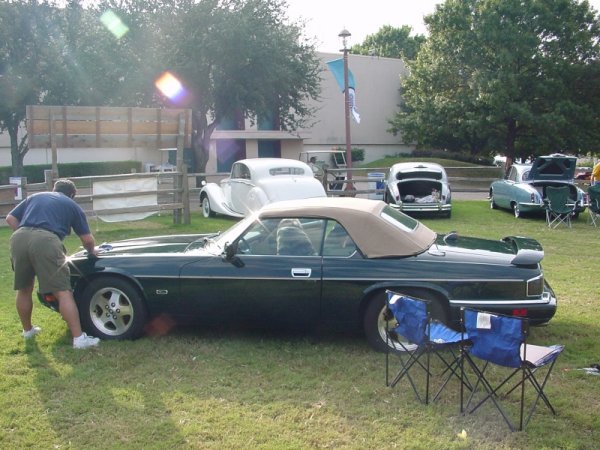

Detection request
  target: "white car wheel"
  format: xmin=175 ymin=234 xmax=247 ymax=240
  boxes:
xmin=201 ymin=196 xmax=215 ymax=218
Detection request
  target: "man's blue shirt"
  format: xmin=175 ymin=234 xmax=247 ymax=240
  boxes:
xmin=9 ymin=192 xmax=91 ymax=240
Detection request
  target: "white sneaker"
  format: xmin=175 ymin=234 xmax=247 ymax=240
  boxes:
xmin=22 ymin=326 xmax=42 ymax=339
xmin=73 ymin=332 xmax=100 ymax=349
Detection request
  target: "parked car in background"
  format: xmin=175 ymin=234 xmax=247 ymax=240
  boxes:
xmin=383 ymin=162 xmax=452 ymax=217
xmin=575 ymin=167 xmax=592 ymax=180
xmin=493 ymin=154 xmax=507 ymax=167
xmin=489 ymin=154 xmax=587 ymax=218
xmin=299 ymin=149 xmax=347 ymax=190
xmin=39 ymin=197 xmax=556 ymax=353
xmin=199 ymin=158 xmax=325 ymax=218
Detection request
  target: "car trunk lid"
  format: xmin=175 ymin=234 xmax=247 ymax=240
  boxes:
xmin=527 ymin=155 xmax=577 ymax=181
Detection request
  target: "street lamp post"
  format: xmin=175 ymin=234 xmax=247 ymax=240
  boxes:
xmin=339 ymin=28 xmax=353 ymax=190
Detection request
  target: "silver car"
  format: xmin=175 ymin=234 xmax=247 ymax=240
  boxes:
xmin=384 ymin=162 xmax=452 ymax=217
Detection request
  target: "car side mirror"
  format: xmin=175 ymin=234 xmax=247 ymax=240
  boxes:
xmin=223 ymin=242 xmax=244 ymax=268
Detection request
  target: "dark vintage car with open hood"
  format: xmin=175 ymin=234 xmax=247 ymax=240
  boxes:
xmin=40 ymin=198 xmax=557 ymax=352
xmin=489 ymin=153 xmax=587 ymax=218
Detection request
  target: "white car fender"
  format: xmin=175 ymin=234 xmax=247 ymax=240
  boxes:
xmin=246 ymin=187 xmax=269 ymax=212
xmin=199 ymin=183 xmax=235 ymax=216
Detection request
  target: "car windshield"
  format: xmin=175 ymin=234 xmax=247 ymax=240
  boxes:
xmin=206 ymin=216 xmax=255 ymax=255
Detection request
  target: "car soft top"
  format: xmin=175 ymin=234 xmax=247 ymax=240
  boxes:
xmin=258 ymin=197 xmax=437 ymax=258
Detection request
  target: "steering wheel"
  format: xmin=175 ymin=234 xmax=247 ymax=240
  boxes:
xmin=237 ymin=238 xmax=251 ymax=254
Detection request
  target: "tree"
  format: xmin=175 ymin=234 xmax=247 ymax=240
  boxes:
xmin=351 ymin=25 xmax=426 ymax=60
xmin=0 ymin=0 xmax=153 ymax=176
xmin=3 ymin=0 xmax=319 ymax=175
xmin=389 ymin=0 xmax=600 ymax=161
xmin=153 ymin=0 xmax=321 ymax=172
xmin=0 ymin=0 xmax=66 ymax=176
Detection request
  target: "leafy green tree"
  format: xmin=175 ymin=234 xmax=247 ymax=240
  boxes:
xmin=2 ymin=0 xmax=319 ymax=175
xmin=0 ymin=0 xmax=154 ymax=175
xmin=153 ymin=0 xmax=321 ymax=172
xmin=351 ymin=25 xmax=426 ymax=60
xmin=389 ymin=0 xmax=600 ymax=161
xmin=0 ymin=0 xmax=67 ymax=175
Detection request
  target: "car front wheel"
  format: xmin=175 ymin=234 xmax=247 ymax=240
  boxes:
xmin=201 ymin=195 xmax=216 ymax=218
xmin=79 ymin=277 xmax=147 ymax=340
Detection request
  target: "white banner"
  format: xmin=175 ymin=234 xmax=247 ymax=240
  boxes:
xmin=93 ymin=177 xmax=158 ymax=222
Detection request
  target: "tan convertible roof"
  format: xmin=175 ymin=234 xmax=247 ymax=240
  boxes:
xmin=258 ymin=197 xmax=437 ymax=257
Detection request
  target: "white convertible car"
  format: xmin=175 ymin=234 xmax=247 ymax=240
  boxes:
xmin=199 ymin=158 xmax=326 ymax=218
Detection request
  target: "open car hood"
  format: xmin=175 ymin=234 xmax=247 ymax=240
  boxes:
xmin=527 ymin=155 xmax=577 ymax=181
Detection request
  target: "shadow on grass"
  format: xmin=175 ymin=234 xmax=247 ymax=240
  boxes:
xmin=25 ymin=334 xmax=186 ymax=448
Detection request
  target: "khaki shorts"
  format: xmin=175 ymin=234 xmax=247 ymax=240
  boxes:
xmin=10 ymin=227 xmax=72 ymax=293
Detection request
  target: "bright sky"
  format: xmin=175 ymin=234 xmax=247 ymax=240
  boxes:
xmin=286 ymin=0 xmax=600 ymax=53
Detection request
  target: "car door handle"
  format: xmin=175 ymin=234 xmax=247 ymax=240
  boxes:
xmin=291 ymin=268 xmax=312 ymax=278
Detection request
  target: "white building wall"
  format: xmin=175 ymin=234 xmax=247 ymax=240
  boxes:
xmin=297 ymin=52 xmax=414 ymax=163
xmin=1 ymin=52 xmax=411 ymax=170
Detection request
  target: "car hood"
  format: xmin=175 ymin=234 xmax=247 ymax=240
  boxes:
xmin=527 ymin=155 xmax=577 ymax=181
xmin=434 ymin=233 xmax=544 ymax=266
xmin=72 ymin=233 xmax=216 ymax=257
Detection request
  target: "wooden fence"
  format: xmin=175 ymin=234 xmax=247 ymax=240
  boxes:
xmin=1 ymin=165 xmax=506 ymax=221
xmin=1 ymin=169 xmax=190 ymax=224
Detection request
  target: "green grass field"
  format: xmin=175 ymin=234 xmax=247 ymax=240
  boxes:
xmin=1 ymin=202 xmax=599 ymax=449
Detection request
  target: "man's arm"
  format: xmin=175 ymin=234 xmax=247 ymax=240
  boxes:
xmin=79 ymin=233 xmax=97 ymax=256
xmin=6 ymin=214 xmax=20 ymax=231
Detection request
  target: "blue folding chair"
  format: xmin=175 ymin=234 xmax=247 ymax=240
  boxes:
xmin=460 ymin=308 xmax=564 ymax=431
xmin=385 ymin=290 xmax=469 ymax=404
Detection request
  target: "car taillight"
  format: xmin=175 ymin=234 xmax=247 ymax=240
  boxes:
xmin=527 ymin=275 xmax=544 ymax=296
xmin=530 ymin=193 xmax=536 ymax=203
xmin=512 ymin=308 xmax=528 ymax=317
xmin=41 ymin=293 xmax=60 ymax=312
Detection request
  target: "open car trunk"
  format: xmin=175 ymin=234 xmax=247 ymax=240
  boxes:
xmin=531 ymin=182 xmax=578 ymax=200
xmin=397 ymin=179 xmax=444 ymax=204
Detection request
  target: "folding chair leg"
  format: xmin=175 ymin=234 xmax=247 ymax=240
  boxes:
xmin=389 ymin=348 xmax=432 ymax=404
xmin=462 ymin=356 xmax=521 ymax=431
xmin=432 ymin=349 xmax=472 ymax=402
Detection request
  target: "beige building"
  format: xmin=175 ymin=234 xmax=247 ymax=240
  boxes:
xmin=0 ymin=52 xmax=411 ymax=171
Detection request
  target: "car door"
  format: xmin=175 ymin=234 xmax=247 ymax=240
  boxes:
xmin=177 ymin=218 xmax=324 ymax=329
xmin=229 ymin=162 xmax=255 ymax=214
xmin=494 ymin=166 xmax=518 ymax=208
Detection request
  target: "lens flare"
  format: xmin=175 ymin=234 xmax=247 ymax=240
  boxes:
xmin=100 ymin=10 xmax=129 ymax=39
xmin=155 ymin=72 xmax=186 ymax=101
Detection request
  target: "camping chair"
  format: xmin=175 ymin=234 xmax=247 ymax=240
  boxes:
xmin=460 ymin=308 xmax=564 ymax=431
xmin=544 ymin=186 xmax=576 ymax=228
xmin=587 ymin=184 xmax=600 ymax=227
xmin=385 ymin=290 xmax=469 ymax=404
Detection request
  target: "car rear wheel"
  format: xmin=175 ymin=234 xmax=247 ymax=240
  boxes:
xmin=512 ymin=202 xmax=521 ymax=218
xmin=79 ymin=277 xmax=147 ymax=340
xmin=201 ymin=195 xmax=216 ymax=218
xmin=490 ymin=190 xmax=498 ymax=209
xmin=363 ymin=290 xmax=449 ymax=353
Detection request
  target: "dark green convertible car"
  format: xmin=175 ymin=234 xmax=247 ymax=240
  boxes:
xmin=40 ymin=197 xmax=557 ymax=352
